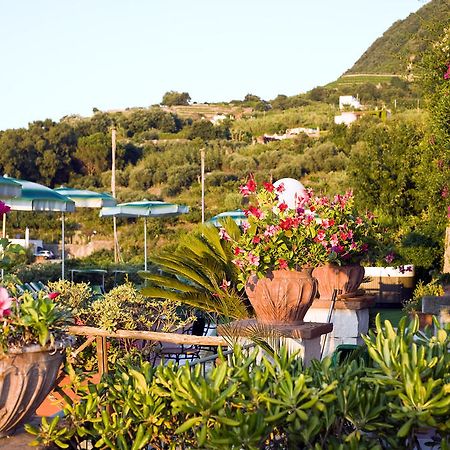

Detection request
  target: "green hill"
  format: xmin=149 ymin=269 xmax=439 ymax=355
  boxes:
xmin=346 ymin=0 xmax=449 ymax=75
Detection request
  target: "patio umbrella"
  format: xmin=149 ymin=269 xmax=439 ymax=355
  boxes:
xmin=209 ymin=210 xmax=247 ymax=227
xmin=0 ymin=176 xmax=22 ymax=199
xmin=100 ymin=200 xmax=189 ymax=271
xmin=4 ymin=178 xmax=75 ymax=280
xmin=54 ymin=187 xmax=117 ymax=208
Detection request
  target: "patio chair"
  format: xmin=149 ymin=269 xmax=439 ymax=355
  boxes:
xmin=154 ymin=313 xmax=217 ymax=365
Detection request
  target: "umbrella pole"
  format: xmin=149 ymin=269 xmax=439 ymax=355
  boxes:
xmin=144 ymin=218 xmax=147 ymax=272
xmin=61 ymin=212 xmax=65 ymax=280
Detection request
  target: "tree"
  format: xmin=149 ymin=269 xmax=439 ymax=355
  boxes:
xmin=161 ymin=91 xmax=191 ymax=106
xmin=74 ymin=132 xmax=111 ymax=176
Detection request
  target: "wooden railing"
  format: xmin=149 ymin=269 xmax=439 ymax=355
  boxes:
xmin=68 ymin=326 xmax=228 ymax=376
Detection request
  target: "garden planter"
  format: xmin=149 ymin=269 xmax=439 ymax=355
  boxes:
xmin=0 ymin=345 xmax=65 ymax=436
xmin=313 ymin=263 xmax=365 ymax=301
xmin=410 ymin=312 xmax=434 ymax=330
xmin=245 ymin=269 xmax=317 ymax=325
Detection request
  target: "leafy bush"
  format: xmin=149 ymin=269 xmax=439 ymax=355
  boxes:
xmin=27 ymin=316 xmax=450 ymax=449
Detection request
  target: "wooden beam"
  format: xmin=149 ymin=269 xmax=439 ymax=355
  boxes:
xmin=68 ymin=326 xmax=228 ymax=347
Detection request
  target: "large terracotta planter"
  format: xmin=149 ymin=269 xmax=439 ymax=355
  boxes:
xmin=245 ymin=269 xmax=317 ymax=325
xmin=0 ymin=345 xmax=64 ymax=436
xmin=313 ymin=263 xmax=365 ymax=301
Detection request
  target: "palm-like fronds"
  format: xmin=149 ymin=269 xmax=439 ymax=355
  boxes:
xmin=141 ymin=220 xmax=250 ymax=320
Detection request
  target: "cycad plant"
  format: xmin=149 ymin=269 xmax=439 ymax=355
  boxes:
xmin=140 ymin=219 xmax=250 ymax=320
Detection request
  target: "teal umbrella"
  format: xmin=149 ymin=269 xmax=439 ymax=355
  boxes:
xmin=4 ymin=178 xmax=75 ymax=280
xmin=54 ymin=187 xmax=117 ymax=208
xmin=0 ymin=176 xmax=21 ymax=199
xmin=209 ymin=209 xmax=247 ymax=227
xmin=100 ymin=200 xmax=189 ymax=270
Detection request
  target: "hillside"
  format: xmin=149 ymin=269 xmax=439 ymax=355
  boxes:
xmin=346 ymin=0 xmax=449 ymax=75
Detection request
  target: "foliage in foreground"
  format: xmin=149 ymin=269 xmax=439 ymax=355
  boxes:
xmin=27 ymin=316 xmax=450 ymax=449
xmin=48 ymin=280 xmax=195 ymax=371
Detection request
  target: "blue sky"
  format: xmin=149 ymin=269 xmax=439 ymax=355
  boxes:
xmin=0 ymin=0 xmax=426 ymax=131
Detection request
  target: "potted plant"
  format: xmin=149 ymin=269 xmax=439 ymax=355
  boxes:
xmin=304 ymin=190 xmax=378 ymax=300
xmin=403 ymin=278 xmax=445 ymax=329
xmin=0 ymin=284 xmax=73 ymax=436
xmin=220 ymin=177 xmax=380 ymax=323
xmin=221 ymin=177 xmax=326 ymax=324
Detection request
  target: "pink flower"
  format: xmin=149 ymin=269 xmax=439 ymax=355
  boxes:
xmin=239 ymin=185 xmax=252 ymax=196
xmin=220 ymin=279 xmax=231 ymax=291
xmin=330 ymin=234 xmax=339 ymax=247
xmin=278 ymin=258 xmax=288 ymax=270
xmin=315 ymin=229 xmax=326 ymax=242
xmin=241 ymin=221 xmax=250 ymax=232
xmin=264 ymin=225 xmax=279 ymax=238
xmin=219 ymin=228 xmax=231 ymax=241
xmin=385 ymin=252 xmax=395 ymax=264
xmin=48 ymin=292 xmax=60 ymax=301
xmin=0 ymin=287 xmax=12 ymax=318
xmin=442 ymin=186 xmax=449 ymax=198
xmin=275 ymin=183 xmax=285 ymax=193
xmin=444 ymin=63 xmax=450 ymax=80
xmin=0 ymin=201 xmax=10 ymax=216
xmin=248 ymin=252 xmax=260 ymax=266
xmin=232 ymin=258 xmax=245 ymax=269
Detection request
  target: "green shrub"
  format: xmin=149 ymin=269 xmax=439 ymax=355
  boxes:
xmin=27 ymin=317 xmax=450 ymax=449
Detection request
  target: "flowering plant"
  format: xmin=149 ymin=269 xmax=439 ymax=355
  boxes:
xmin=220 ymin=177 xmax=377 ymax=286
xmin=0 ymin=285 xmax=73 ymax=355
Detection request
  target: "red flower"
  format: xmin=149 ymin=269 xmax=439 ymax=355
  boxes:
xmin=248 ymin=206 xmax=264 ymax=219
xmin=275 ymin=183 xmax=285 ymax=193
xmin=234 ymin=247 xmax=243 ymax=255
xmin=278 ymin=202 xmax=288 ymax=212
xmin=48 ymin=292 xmax=60 ymax=301
xmin=278 ymin=258 xmax=288 ymax=270
xmin=252 ymin=236 xmax=261 ymax=244
xmin=246 ymin=175 xmax=257 ymax=193
xmin=263 ymin=182 xmax=274 ymax=192
xmin=280 ymin=218 xmax=293 ymax=230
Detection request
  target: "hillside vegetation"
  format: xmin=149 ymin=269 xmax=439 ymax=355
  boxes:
xmin=0 ymin=0 xmax=448 ymax=275
xmin=347 ymin=0 xmax=449 ymax=75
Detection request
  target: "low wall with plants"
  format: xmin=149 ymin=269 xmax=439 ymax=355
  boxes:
xmin=28 ymin=316 xmax=449 ymax=449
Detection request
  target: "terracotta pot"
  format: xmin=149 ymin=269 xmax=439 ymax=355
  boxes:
xmin=0 ymin=345 xmax=64 ymax=436
xmin=410 ymin=312 xmax=434 ymax=330
xmin=313 ymin=263 xmax=365 ymax=301
xmin=245 ymin=269 xmax=317 ymax=325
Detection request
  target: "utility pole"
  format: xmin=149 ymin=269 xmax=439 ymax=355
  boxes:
xmin=111 ymin=127 xmax=118 ymax=263
xmin=200 ymin=148 xmax=205 ymax=224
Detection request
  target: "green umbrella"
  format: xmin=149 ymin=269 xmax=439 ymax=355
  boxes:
xmin=209 ymin=209 xmax=247 ymax=227
xmin=0 ymin=176 xmax=21 ymax=199
xmin=54 ymin=187 xmax=117 ymax=208
xmin=4 ymin=179 xmax=75 ymax=280
xmin=100 ymin=200 xmax=189 ymax=270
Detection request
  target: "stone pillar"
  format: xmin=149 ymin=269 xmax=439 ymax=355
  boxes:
xmin=444 ymin=227 xmax=450 ymax=274
xmin=303 ymin=296 xmax=375 ymax=357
